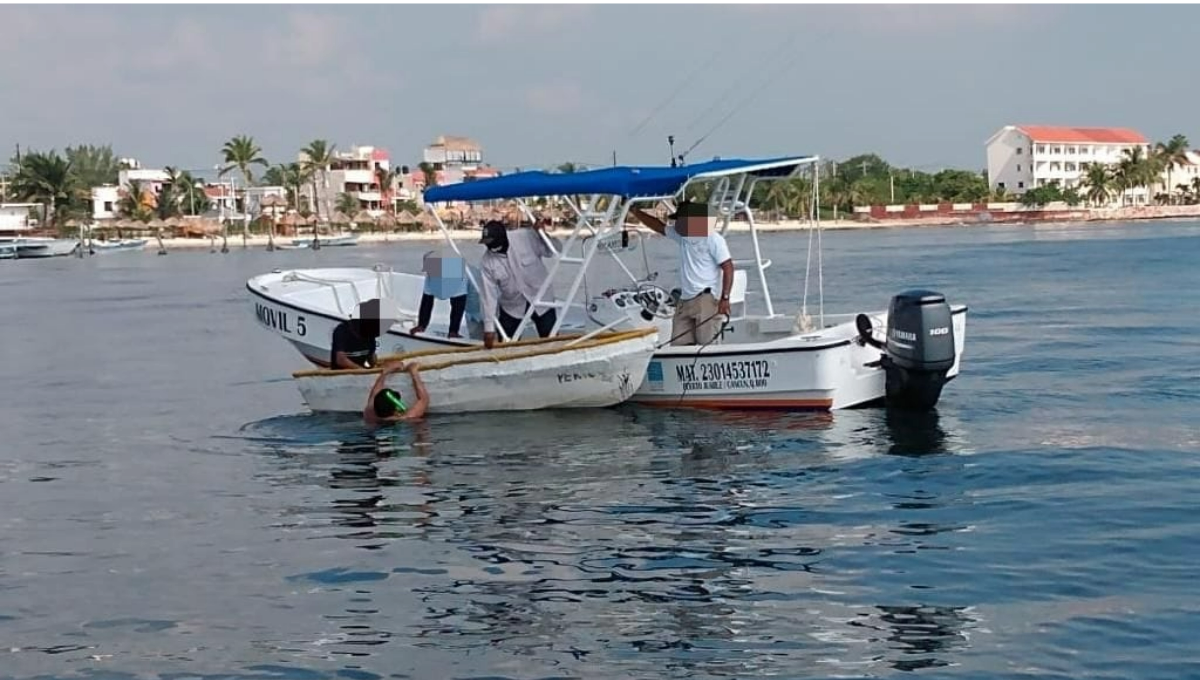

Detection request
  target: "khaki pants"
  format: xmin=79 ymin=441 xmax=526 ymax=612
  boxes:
xmin=671 ymin=291 xmax=722 ymax=346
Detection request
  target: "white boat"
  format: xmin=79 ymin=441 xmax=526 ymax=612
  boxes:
xmin=89 ymin=238 xmax=147 ymax=253
xmin=289 ymin=233 xmax=359 ymax=248
xmin=248 ymin=155 xmax=969 ymax=412
xmin=291 ymin=327 xmax=658 ymax=413
xmin=0 ymin=237 xmax=80 ymax=258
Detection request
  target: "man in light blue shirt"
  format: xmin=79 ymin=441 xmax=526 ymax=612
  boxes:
xmin=628 ymin=200 xmax=734 ymax=345
xmin=413 ymin=249 xmax=470 ymax=338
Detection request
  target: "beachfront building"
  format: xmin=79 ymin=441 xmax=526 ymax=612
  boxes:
xmin=986 ymin=125 xmax=1153 ymax=204
xmin=409 ymin=135 xmax=501 ymax=205
xmin=0 ymin=202 xmax=41 ymax=231
xmin=298 ymin=144 xmax=394 ymax=218
xmin=1156 ymin=150 xmax=1200 ymax=202
xmin=91 ymin=158 xmax=172 ymax=220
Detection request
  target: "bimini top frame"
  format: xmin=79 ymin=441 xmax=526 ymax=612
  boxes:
xmin=421 ymin=155 xmax=821 ymax=343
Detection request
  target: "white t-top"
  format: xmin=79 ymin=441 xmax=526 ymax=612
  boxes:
xmin=666 ymin=225 xmax=732 ymax=300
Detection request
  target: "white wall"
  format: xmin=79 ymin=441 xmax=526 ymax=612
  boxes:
xmin=92 ymin=186 xmax=119 ymax=220
xmin=986 ymin=127 xmax=1032 ymax=193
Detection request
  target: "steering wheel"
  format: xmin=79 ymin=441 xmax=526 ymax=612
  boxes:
xmin=634 ymin=283 xmax=676 ymax=319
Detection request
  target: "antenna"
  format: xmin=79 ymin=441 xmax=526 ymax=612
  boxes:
xmin=668 ymin=135 xmax=677 ymax=168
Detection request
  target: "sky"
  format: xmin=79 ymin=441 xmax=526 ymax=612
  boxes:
xmin=3 ymin=3 xmax=1199 ymax=179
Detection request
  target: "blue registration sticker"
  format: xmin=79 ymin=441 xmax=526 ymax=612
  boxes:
xmin=647 ymin=361 xmax=663 ymax=382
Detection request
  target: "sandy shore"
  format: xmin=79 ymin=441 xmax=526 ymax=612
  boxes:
xmin=107 ymin=211 xmax=1198 ymax=252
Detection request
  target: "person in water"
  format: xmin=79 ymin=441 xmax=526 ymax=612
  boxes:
xmin=331 ymin=299 xmax=383 ymax=369
xmin=364 ymin=361 xmax=429 ymax=425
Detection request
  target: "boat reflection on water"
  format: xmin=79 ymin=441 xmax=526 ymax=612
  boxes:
xmin=238 ymin=403 xmax=978 ymax=675
xmin=883 ymin=408 xmax=949 ymax=457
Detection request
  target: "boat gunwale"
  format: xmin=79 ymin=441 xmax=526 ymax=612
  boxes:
xmin=291 ymin=326 xmax=657 ymax=379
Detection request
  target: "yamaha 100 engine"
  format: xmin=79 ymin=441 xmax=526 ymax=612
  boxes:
xmin=880 ymin=290 xmax=956 ymax=411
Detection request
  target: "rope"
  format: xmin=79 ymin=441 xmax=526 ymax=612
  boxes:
xmin=673 ymin=312 xmax=732 ymax=407
xmin=282 ymin=271 xmax=363 ymax=317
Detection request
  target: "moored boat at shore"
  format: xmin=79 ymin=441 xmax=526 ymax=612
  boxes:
xmin=89 ymin=238 xmax=148 ymax=253
xmin=0 ymin=237 xmax=80 ymax=259
xmin=288 ymin=233 xmax=359 ymax=248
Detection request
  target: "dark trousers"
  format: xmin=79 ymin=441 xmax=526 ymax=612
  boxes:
xmin=498 ymin=304 xmax=557 ymax=339
xmin=418 ymin=293 xmax=467 ymax=335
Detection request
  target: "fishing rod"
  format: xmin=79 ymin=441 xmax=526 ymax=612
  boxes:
xmin=677 ymin=25 xmax=834 ymax=165
xmin=627 ymin=51 xmax=723 ymax=140
xmin=678 ymin=31 xmax=802 ymax=139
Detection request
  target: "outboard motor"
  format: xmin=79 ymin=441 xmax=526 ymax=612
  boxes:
xmin=880 ymin=290 xmax=956 ymax=411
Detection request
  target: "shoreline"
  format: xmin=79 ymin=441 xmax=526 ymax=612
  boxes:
xmin=81 ymin=211 xmax=1199 ymax=252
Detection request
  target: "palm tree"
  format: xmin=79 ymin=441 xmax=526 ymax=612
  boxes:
xmin=300 ymin=140 xmax=336 ymax=226
xmin=219 ymin=134 xmax=268 ymax=245
xmin=117 ymin=179 xmax=156 ymax=222
xmin=418 ymin=161 xmax=438 ymax=189
xmin=374 ymin=165 xmax=400 ymax=214
xmin=10 ymin=150 xmax=78 ymax=228
xmin=1154 ymin=134 xmax=1189 ymax=204
xmin=1114 ymin=147 xmax=1157 ymax=206
xmin=64 ymin=144 xmax=121 ymax=188
xmin=1080 ymin=163 xmax=1113 ymax=207
xmin=264 ymin=162 xmax=311 ymax=214
xmin=335 ymin=191 xmax=359 ymax=216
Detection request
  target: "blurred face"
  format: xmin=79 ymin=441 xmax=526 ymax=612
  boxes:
xmin=423 ymin=252 xmax=466 ymax=296
xmin=675 ymin=213 xmax=710 ymax=239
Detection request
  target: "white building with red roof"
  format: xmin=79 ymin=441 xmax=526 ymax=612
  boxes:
xmin=986 ymin=125 xmax=1153 ymax=203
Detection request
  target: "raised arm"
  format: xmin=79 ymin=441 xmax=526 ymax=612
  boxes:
xmin=627 ymin=206 xmax=667 ymax=236
xmin=398 ymin=364 xmax=429 ymax=420
xmin=364 ymin=361 xmax=406 ymax=420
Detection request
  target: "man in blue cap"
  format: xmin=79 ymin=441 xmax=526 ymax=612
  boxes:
xmin=477 ymin=218 xmax=562 ymax=349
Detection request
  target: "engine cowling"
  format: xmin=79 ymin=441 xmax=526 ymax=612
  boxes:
xmin=881 ymin=290 xmax=956 ymax=411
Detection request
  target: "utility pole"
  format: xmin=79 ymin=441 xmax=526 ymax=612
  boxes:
xmin=860 ymin=159 xmax=869 ymax=176
xmin=890 ymin=171 xmax=895 ymax=203
xmin=612 ymin=150 xmax=617 ymax=166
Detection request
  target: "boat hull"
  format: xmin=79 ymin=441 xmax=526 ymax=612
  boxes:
xmin=248 ymin=268 xmax=968 ymax=411
xmin=292 ymin=329 xmax=658 ymax=414
xmin=90 ymin=239 xmax=147 ymax=252
xmin=635 ymin=310 xmax=966 ymax=410
xmin=289 ymin=234 xmax=359 ymax=248
xmin=2 ymin=238 xmax=80 ymax=258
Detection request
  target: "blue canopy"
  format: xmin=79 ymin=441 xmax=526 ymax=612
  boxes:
xmin=422 ymin=155 xmax=815 ymax=204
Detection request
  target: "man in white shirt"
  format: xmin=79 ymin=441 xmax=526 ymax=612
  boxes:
xmin=628 ymin=200 xmax=734 ymax=346
xmin=478 ymin=219 xmax=563 ymax=349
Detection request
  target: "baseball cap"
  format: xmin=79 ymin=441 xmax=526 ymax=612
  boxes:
xmin=668 ymin=200 xmax=711 ymax=220
xmin=479 ymin=220 xmax=507 ymax=245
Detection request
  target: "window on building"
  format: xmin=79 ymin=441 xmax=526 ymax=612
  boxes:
xmin=1018 ymin=182 xmax=1025 ymax=188
xmin=1016 ymin=148 xmax=1023 ymax=155
xmin=104 ymin=201 xmax=113 ymax=212
xmin=1037 ymin=145 xmax=1046 ymax=154
xmin=1017 ymin=164 xmax=1021 ymax=172
xmin=1067 ymin=146 xmax=1075 ymax=154
xmin=1080 ymin=146 xmax=1090 ymax=154
xmin=998 ymin=182 xmax=1006 ymax=189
